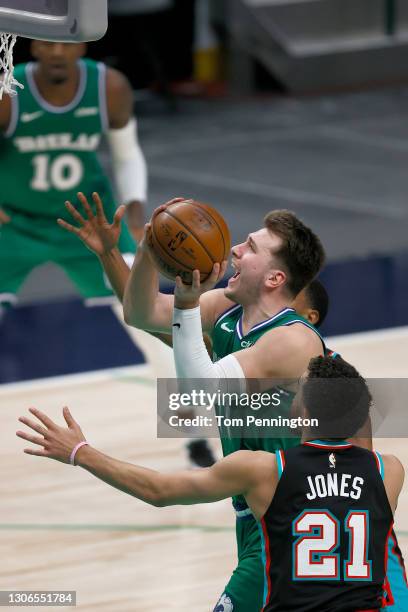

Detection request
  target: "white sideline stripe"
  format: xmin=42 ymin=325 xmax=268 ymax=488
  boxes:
xmin=327 ymin=325 xmax=408 ymax=346
xmin=0 ymin=364 xmax=151 ymax=396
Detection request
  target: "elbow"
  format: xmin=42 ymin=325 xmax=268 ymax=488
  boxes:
xmin=150 ymin=495 xmax=167 ymax=508
xmin=123 ymin=292 xmax=140 ymax=327
xmin=148 ymin=490 xmax=169 ymax=508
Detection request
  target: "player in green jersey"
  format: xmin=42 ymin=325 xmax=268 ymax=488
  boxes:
xmin=0 ymin=41 xmax=181 ymax=375
xmin=0 ymin=41 xmax=146 ymax=310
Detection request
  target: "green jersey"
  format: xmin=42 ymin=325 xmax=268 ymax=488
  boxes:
xmin=211 ymin=304 xmax=325 ymax=509
xmin=0 ymin=59 xmax=114 ymax=219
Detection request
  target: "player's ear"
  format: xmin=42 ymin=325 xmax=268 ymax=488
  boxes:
xmin=265 ymin=269 xmax=286 ymax=290
xmin=306 ymin=309 xmax=320 ymax=326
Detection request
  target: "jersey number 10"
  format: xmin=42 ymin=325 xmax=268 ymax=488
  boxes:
xmin=293 ymin=510 xmax=372 ymax=581
xmin=31 ymin=154 xmax=84 ymax=192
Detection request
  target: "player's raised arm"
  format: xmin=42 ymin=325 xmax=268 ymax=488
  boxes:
xmin=16 ymin=407 xmax=275 ymax=517
xmin=105 ymin=67 xmax=147 ymax=242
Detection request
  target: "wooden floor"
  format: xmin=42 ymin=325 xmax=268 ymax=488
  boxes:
xmin=2 ymin=328 xmax=408 ymax=611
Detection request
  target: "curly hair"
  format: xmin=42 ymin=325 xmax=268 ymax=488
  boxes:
xmin=302 ymin=356 xmax=372 ymax=439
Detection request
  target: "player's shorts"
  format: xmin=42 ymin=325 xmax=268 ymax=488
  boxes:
xmin=0 ymin=206 xmax=136 ymax=305
xmin=214 ymin=515 xmax=408 ymax=612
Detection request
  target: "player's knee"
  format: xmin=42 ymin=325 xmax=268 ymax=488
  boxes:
xmin=213 ymin=593 xmax=234 ymax=612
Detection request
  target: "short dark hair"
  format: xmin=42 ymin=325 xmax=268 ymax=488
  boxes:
xmin=263 ymin=210 xmax=326 ymax=297
xmin=302 ymin=356 xmax=372 ymax=439
xmin=305 ymin=279 xmax=329 ymax=328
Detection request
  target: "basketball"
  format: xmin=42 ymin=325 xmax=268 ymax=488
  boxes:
xmin=149 ymin=199 xmax=231 ymax=283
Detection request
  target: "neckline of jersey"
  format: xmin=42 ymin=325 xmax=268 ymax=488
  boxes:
xmin=304 ymin=439 xmax=353 ymax=449
xmin=26 ymin=60 xmax=87 ymax=114
xmin=236 ymin=307 xmax=295 ymax=340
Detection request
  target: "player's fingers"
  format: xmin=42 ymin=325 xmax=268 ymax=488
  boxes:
xmin=151 ymin=203 xmax=170 ymax=219
xmin=18 ymin=416 xmax=47 ymax=436
xmin=57 ymin=219 xmax=81 ymax=235
xmin=175 ymin=276 xmax=183 ymax=289
xmin=62 ymin=406 xmax=78 ymax=429
xmin=92 ymin=192 xmax=106 ymax=221
xmin=207 ymin=262 xmax=220 ymax=286
xmin=16 ymin=431 xmax=46 ymax=447
xmin=28 ymin=407 xmax=56 ymax=431
xmin=113 ymin=205 xmax=126 ymax=228
xmin=219 ymin=260 xmax=228 ymax=279
xmin=192 ymin=269 xmax=201 ymax=290
xmin=77 ymin=192 xmax=94 ymax=221
xmin=165 ymin=197 xmax=185 ymax=206
xmin=65 ymin=201 xmax=86 ymax=225
xmin=23 ymin=448 xmax=50 ymax=458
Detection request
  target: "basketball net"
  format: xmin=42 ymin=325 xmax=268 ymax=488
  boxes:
xmin=0 ymin=33 xmax=23 ymax=99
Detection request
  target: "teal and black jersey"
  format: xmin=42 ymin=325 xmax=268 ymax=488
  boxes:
xmin=261 ymin=442 xmax=393 ymax=612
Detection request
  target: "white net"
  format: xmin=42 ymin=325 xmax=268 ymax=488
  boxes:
xmin=0 ymin=33 xmax=24 ymax=99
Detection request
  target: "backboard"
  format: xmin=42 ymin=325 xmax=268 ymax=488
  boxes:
xmin=0 ymin=0 xmax=108 ymax=42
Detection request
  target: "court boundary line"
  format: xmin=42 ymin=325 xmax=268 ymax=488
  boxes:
xmin=327 ymin=325 xmax=408 ymax=346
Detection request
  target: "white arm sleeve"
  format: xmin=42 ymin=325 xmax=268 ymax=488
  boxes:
xmin=172 ymin=306 xmax=247 ymax=394
xmin=107 ymin=118 xmax=148 ymax=204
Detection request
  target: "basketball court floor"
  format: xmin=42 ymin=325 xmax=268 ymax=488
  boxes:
xmin=2 ymin=327 xmax=408 ymax=611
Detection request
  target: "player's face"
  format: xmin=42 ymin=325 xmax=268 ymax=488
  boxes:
xmin=292 ymin=289 xmax=320 ymax=326
xmin=225 ymin=228 xmax=286 ymax=304
xmin=31 ymin=41 xmax=86 ymax=84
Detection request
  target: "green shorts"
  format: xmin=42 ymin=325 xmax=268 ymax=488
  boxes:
xmin=0 ymin=206 xmax=136 ymax=305
xmin=214 ymin=515 xmax=264 ymax=612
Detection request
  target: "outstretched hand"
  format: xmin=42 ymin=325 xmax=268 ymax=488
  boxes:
xmin=57 ymin=192 xmax=125 ymax=256
xmin=174 ymin=261 xmax=228 ymax=309
xmin=16 ymin=407 xmax=86 ymax=465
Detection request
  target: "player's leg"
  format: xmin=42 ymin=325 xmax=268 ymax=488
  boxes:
xmin=0 ymin=218 xmax=44 ymax=315
xmin=382 ymin=529 xmax=408 ymax=611
xmin=214 ymin=517 xmax=264 ymax=612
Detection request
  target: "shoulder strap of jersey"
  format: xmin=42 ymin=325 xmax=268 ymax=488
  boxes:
xmin=373 ymin=450 xmax=385 ymax=480
xmin=214 ymin=303 xmax=242 ymax=326
xmin=275 ymin=449 xmax=286 ymax=480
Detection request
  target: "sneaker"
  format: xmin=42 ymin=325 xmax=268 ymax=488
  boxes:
xmin=187 ymin=439 xmax=216 ymax=468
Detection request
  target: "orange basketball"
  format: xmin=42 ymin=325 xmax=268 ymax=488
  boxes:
xmin=150 ymin=200 xmax=231 ymax=284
